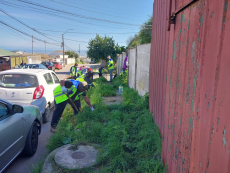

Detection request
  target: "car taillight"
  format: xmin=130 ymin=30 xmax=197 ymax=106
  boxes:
xmin=48 ymin=66 xmax=51 ymax=68
xmin=33 ymin=85 xmax=45 ymax=99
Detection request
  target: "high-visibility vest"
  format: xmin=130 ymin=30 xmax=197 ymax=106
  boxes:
xmin=108 ymin=59 xmax=114 ymax=70
xmin=76 ymin=76 xmax=85 ymax=82
xmin=77 ymin=69 xmax=83 ymax=76
xmin=74 ymin=76 xmax=86 ymax=100
xmin=70 ymin=67 xmax=77 ymax=77
xmin=53 ymin=85 xmax=77 ymax=104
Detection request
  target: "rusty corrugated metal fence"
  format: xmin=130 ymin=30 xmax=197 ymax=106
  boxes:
xmin=149 ymin=0 xmax=230 ymax=172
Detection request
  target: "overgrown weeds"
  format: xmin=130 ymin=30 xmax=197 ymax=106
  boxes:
xmin=30 ymin=160 xmax=44 ymax=173
xmin=46 ymin=73 xmax=166 ymax=173
xmin=112 ymin=72 xmax=127 ymax=89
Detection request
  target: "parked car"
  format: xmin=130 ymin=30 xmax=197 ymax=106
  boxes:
xmin=18 ymin=64 xmax=48 ymax=70
xmin=53 ymin=62 xmax=63 ymax=70
xmin=0 ymin=69 xmax=60 ymax=123
xmin=0 ymin=98 xmax=42 ymax=173
xmin=41 ymin=62 xmax=55 ymax=71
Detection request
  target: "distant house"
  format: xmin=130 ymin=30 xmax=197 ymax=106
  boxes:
xmin=49 ymin=50 xmax=69 ymax=60
xmin=0 ymin=48 xmax=19 ymax=57
xmin=49 ymin=50 xmax=76 ymax=65
xmin=11 ymin=50 xmax=25 ymax=54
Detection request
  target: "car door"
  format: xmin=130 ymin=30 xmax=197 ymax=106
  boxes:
xmin=0 ymin=102 xmax=24 ymax=172
xmin=43 ymin=72 xmax=56 ymax=107
xmin=50 ymin=72 xmax=60 ymax=107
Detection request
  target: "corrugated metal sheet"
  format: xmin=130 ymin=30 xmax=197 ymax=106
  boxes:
xmin=149 ymin=0 xmax=230 ymax=172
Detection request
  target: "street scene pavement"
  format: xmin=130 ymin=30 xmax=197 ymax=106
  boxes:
xmin=3 ymin=64 xmax=100 ymax=173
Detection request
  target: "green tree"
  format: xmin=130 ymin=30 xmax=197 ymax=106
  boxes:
xmin=139 ymin=16 xmax=152 ymax=44
xmin=126 ymin=34 xmax=139 ymax=48
xmin=87 ymin=35 xmax=117 ymax=62
xmin=126 ymin=16 xmax=152 ymax=48
xmin=114 ymin=44 xmax=127 ymax=55
xmin=65 ymin=50 xmax=78 ymax=59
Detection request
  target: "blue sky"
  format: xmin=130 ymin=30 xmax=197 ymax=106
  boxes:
xmin=0 ymin=0 xmax=154 ymax=55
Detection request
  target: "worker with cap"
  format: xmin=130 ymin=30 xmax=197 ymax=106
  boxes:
xmin=50 ymin=80 xmax=94 ymax=133
xmin=70 ymin=63 xmax=78 ymax=79
xmin=77 ymin=68 xmax=94 ymax=88
xmin=107 ymin=55 xmax=114 ymax=82
xmin=98 ymin=67 xmax=104 ymax=77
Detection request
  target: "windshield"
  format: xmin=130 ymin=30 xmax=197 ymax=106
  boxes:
xmin=22 ymin=64 xmax=39 ymax=69
xmin=0 ymin=74 xmax=38 ymax=88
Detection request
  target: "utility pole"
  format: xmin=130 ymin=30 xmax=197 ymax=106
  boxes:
xmin=62 ymin=34 xmax=65 ymax=67
xmin=79 ymin=44 xmax=80 ymax=58
xmin=32 ymin=35 xmax=34 ymax=55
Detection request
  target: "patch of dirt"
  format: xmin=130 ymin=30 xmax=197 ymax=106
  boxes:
xmin=103 ymin=91 xmax=123 ymax=105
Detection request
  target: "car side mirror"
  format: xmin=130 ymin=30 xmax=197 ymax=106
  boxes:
xmin=12 ymin=105 xmax=24 ymax=113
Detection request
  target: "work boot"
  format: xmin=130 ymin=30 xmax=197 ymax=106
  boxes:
xmin=50 ymin=126 xmax=57 ymax=133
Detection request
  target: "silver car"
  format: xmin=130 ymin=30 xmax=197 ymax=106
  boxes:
xmin=0 ymin=99 xmax=42 ymax=173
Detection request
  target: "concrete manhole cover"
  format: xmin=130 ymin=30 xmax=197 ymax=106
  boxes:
xmin=71 ymin=152 xmax=86 ymax=159
xmin=54 ymin=145 xmax=98 ymax=169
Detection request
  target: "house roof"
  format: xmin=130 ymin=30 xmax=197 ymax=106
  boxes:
xmin=0 ymin=48 xmax=19 ymax=57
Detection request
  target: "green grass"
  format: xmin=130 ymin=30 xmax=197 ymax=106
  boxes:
xmin=112 ymin=72 xmax=128 ymax=89
xmin=30 ymin=160 xmax=44 ymax=173
xmin=93 ymin=77 xmax=108 ymax=84
xmin=46 ymin=74 xmax=166 ymax=173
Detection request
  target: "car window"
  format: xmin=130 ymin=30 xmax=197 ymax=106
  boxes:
xmin=0 ymin=103 xmax=9 ymax=120
xmin=51 ymin=73 xmax=60 ymax=84
xmin=40 ymin=64 xmax=46 ymax=69
xmin=31 ymin=65 xmax=39 ymax=69
xmin=0 ymin=74 xmax=38 ymax=88
xmin=43 ymin=73 xmax=54 ymax=84
xmin=53 ymin=62 xmax=58 ymax=65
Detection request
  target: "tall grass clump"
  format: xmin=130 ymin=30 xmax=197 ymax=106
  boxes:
xmin=46 ymin=74 xmax=166 ymax=173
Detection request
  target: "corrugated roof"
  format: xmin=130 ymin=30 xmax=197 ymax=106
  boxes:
xmin=0 ymin=48 xmax=19 ymax=57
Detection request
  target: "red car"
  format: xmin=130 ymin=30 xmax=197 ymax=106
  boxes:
xmin=53 ymin=62 xmax=63 ymax=70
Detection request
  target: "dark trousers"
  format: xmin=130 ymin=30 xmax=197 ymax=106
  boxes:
xmin=51 ymin=93 xmax=81 ymax=127
xmin=99 ymin=73 xmax=102 ymax=77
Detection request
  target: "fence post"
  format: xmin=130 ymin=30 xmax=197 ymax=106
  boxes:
xmin=134 ymin=45 xmax=138 ymax=90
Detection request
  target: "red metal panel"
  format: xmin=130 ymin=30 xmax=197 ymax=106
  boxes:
xmin=149 ymin=0 xmax=230 ymax=172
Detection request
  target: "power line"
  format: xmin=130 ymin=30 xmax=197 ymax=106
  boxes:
xmin=0 ymin=8 xmax=61 ymax=43
xmin=35 ymin=29 xmax=151 ymax=34
xmin=1 ymin=1 xmax=141 ymax=30
xmin=49 ymin=0 xmax=143 ymax=22
xmin=0 ymin=20 xmax=61 ymax=46
xmin=14 ymin=0 xmax=142 ymax=26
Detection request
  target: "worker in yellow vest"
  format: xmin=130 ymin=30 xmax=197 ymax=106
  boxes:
xmin=50 ymin=80 xmax=93 ymax=133
xmin=107 ymin=55 xmax=114 ymax=82
xmin=70 ymin=63 xmax=78 ymax=79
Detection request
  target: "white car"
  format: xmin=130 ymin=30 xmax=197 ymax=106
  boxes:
xmin=0 ymin=69 xmax=60 ymax=123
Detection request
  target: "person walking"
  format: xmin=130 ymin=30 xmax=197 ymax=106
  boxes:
xmin=70 ymin=63 xmax=78 ymax=79
xmin=50 ymin=80 xmax=93 ymax=133
xmin=107 ymin=56 xmax=114 ymax=82
xmin=122 ymin=53 xmax=128 ymax=74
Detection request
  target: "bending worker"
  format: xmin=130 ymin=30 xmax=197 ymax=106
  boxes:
xmin=107 ymin=55 xmax=114 ymax=82
xmin=70 ymin=63 xmax=78 ymax=79
xmin=98 ymin=67 xmax=104 ymax=77
xmin=50 ymin=80 xmax=94 ymax=133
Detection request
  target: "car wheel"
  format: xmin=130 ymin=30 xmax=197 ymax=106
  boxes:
xmin=22 ymin=122 xmax=38 ymax=156
xmin=42 ymin=106 xmax=50 ymax=123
